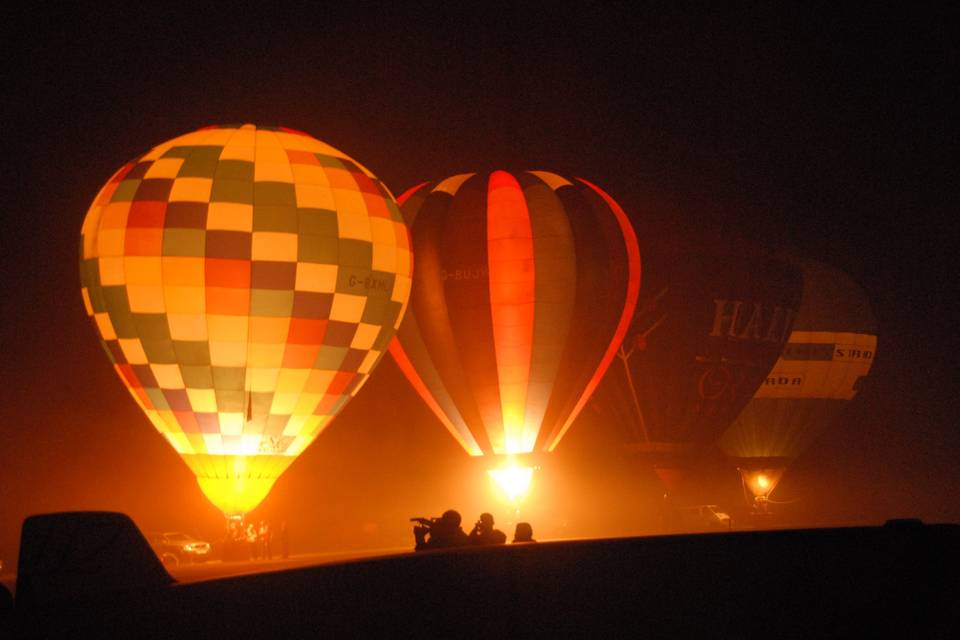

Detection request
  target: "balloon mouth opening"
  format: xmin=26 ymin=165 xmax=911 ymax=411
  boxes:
xmin=738 ymin=467 xmax=786 ymax=501
xmin=196 ymin=475 xmax=279 ymax=517
xmin=654 ymin=467 xmax=688 ymax=495
xmin=182 ymin=454 xmax=295 ymax=517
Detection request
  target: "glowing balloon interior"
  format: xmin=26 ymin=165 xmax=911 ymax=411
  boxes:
xmin=80 ymin=124 xmax=412 ymax=515
xmin=389 ymin=171 xmax=640 ymax=483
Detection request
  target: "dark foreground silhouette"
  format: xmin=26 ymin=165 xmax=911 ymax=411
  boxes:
xmin=512 ymin=521 xmax=535 ymax=543
xmin=4 ymin=512 xmax=959 ymax=638
xmin=411 ymin=509 xmax=469 ymax=550
xmin=468 ymin=513 xmax=507 ymax=546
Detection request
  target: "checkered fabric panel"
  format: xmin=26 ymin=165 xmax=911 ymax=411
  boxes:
xmin=81 ymin=124 xmax=412 ymax=460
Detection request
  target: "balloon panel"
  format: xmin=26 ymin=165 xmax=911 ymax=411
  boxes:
xmin=593 ymin=246 xmax=803 ymax=449
xmin=80 ymin=125 xmax=412 ymax=512
xmin=391 ymin=171 xmax=640 ymax=457
xmin=755 ymin=331 xmax=877 ymax=401
xmin=786 ymin=260 xmax=878 ymax=334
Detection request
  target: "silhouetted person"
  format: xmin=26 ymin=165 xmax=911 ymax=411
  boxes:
xmin=660 ymin=492 xmax=678 ymax=533
xmin=513 ymin=522 xmax=536 ymax=543
xmin=413 ymin=509 xmax=469 ymax=551
xmin=259 ymin=521 xmax=271 ymax=559
xmin=224 ymin=519 xmax=247 ymax=561
xmin=468 ymin=513 xmax=507 ymax=546
xmin=246 ymin=523 xmax=257 ymax=559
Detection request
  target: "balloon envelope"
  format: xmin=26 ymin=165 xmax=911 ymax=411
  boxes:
xmin=389 ymin=171 xmax=640 ymax=460
xmin=719 ymin=259 xmax=878 ymax=473
xmin=80 ymin=124 xmax=412 ymax=515
xmin=592 ymin=239 xmax=803 ymax=485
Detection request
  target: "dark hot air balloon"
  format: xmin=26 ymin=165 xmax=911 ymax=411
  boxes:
xmin=591 ymin=236 xmax=803 ymax=502
xmin=719 ymin=259 xmax=878 ymax=510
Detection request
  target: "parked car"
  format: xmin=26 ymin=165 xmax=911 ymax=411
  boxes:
xmin=677 ymin=505 xmax=732 ymax=531
xmin=146 ymin=532 xmax=211 ymax=567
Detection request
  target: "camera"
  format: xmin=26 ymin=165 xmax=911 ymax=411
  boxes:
xmin=410 ymin=517 xmax=436 ymax=546
xmin=409 ymin=517 xmax=436 ymax=528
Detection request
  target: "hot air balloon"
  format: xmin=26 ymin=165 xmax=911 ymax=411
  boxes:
xmin=591 ymin=236 xmax=803 ymax=503
xmin=719 ymin=259 xmax=878 ymax=511
xmin=79 ymin=124 xmax=412 ymax=517
xmin=388 ymin=171 xmax=640 ymax=503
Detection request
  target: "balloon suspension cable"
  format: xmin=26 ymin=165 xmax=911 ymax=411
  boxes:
xmin=618 ymin=346 xmax=650 ymax=443
xmin=634 ymin=287 xmax=669 ymax=326
xmin=639 ymin=312 xmax=668 ymax=343
xmin=617 ymin=287 xmax=669 ymax=444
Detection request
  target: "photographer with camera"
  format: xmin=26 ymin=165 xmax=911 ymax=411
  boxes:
xmin=411 ymin=509 xmax=469 ymax=551
xmin=468 ymin=513 xmax=506 ymax=546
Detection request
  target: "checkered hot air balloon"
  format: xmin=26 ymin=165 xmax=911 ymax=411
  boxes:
xmin=388 ymin=171 xmax=640 ymax=499
xmin=79 ymin=124 xmax=412 ymax=516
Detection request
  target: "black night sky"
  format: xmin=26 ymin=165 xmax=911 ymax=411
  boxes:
xmin=1 ymin=4 xmax=957 ymax=567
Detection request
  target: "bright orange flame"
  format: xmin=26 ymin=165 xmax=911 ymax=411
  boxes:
xmin=739 ymin=467 xmax=785 ymax=501
xmin=488 ymin=464 xmax=535 ymax=505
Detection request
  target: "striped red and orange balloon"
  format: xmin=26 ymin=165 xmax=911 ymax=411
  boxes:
xmin=389 ymin=171 xmax=640 ymax=468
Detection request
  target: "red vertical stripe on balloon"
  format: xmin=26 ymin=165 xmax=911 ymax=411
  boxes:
xmin=487 ymin=171 xmax=537 ymax=454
